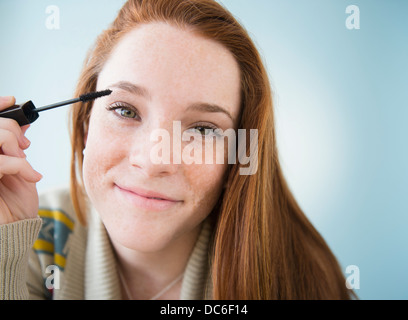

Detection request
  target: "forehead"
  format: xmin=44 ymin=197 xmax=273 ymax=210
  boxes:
xmin=97 ymin=22 xmax=241 ymax=118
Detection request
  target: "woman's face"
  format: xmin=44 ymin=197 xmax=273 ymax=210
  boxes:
xmin=82 ymin=23 xmax=241 ymax=252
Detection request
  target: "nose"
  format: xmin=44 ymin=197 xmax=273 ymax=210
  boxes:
xmin=128 ymin=121 xmax=180 ymax=178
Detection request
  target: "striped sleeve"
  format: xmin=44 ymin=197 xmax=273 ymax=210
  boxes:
xmin=0 ymin=218 xmax=42 ymax=300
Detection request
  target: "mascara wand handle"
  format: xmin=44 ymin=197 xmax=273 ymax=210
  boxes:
xmin=0 ymin=101 xmax=39 ymax=126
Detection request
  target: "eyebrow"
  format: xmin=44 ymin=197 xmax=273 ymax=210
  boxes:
xmin=186 ymin=103 xmax=234 ymax=122
xmin=108 ymin=81 xmax=151 ymax=100
xmin=109 ymin=81 xmax=234 ymax=121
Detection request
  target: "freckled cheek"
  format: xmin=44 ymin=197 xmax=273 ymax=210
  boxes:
xmin=83 ymin=124 xmax=126 ymax=191
xmin=201 ymin=136 xmax=235 ymax=165
xmin=184 ymin=162 xmax=227 ymax=213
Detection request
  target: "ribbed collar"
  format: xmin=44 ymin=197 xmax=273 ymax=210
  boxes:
xmin=84 ymin=206 xmax=212 ymax=300
xmin=84 ymin=206 xmax=121 ymax=299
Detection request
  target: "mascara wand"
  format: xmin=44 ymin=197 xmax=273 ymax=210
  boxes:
xmin=0 ymin=89 xmax=112 ymax=126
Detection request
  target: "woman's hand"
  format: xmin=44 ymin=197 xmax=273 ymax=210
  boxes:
xmin=0 ymin=96 xmax=42 ymax=225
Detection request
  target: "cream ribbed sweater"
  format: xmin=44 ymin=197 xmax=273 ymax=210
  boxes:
xmin=0 ymin=187 xmax=212 ymax=300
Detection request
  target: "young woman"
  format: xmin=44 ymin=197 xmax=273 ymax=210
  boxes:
xmin=0 ymin=0 xmax=355 ymax=299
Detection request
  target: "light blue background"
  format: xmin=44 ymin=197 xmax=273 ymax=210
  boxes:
xmin=0 ymin=0 xmax=407 ymax=299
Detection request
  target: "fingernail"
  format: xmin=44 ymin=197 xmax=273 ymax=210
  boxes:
xmin=23 ymin=136 xmax=31 ymax=146
xmin=21 ymin=135 xmax=31 ymax=148
xmin=35 ymin=171 xmax=43 ymax=180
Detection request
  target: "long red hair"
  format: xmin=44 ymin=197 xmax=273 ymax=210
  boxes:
xmin=69 ymin=0 xmax=355 ymax=299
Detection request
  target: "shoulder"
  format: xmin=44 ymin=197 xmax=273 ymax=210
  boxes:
xmin=30 ymin=186 xmax=87 ymax=299
xmin=38 ymin=186 xmax=76 ymax=222
xmin=34 ymin=186 xmax=78 ymax=271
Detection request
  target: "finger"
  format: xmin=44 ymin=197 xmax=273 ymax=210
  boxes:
xmin=21 ymin=124 xmax=30 ymax=135
xmin=0 ymin=155 xmax=42 ymax=183
xmin=0 ymin=128 xmax=26 ymax=158
xmin=0 ymin=118 xmax=30 ymax=149
xmin=20 ymin=125 xmax=31 ymax=149
xmin=0 ymin=97 xmax=30 ymax=149
xmin=0 ymin=96 xmax=16 ymax=110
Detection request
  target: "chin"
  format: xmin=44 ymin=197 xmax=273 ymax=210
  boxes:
xmin=103 ymin=217 xmax=179 ymax=252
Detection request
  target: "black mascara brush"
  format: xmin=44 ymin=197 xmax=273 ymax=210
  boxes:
xmin=0 ymin=89 xmax=112 ymax=126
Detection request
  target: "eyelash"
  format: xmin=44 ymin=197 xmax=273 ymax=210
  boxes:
xmin=106 ymin=102 xmax=141 ymax=120
xmin=106 ymin=102 xmax=222 ymax=137
xmin=188 ymin=123 xmax=222 ymax=138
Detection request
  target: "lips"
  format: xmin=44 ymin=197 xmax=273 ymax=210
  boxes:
xmin=114 ymin=183 xmax=183 ymax=211
xmin=115 ymin=184 xmax=181 ymax=201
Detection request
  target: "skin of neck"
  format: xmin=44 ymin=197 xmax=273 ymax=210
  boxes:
xmin=111 ymin=222 xmax=202 ymax=299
